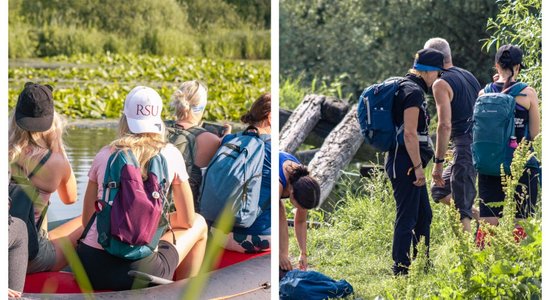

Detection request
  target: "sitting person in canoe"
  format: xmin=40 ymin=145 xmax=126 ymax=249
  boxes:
xmin=78 ymin=86 xmax=208 ymax=290
xmin=8 ymin=82 xmax=82 ymax=277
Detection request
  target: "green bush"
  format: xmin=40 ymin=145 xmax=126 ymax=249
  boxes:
xmin=8 ymin=21 xmax=38 ymax=58
xmin=36 ymin=25 xmax=106 ymax=57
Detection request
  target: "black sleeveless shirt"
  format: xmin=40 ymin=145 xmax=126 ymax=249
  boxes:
xmin=440 ymin=67 xmax=480 ymax=138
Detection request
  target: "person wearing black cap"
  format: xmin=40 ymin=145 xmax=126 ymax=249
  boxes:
xmin=424 ymin=38 xmax=481 ymax=233
xmin=9 ymin=82 xmax=82 ymax=274
xmin=385 ymin=48 xmax=443 ymax=276
xmin=476 ymin=45 xmax=540 ymax=239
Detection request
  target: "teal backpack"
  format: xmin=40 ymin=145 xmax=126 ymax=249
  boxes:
xmin=83 ymin=149 xmax=172 ymax=260
xmin=199 ymin=126 xmax=268 ymax=228
xmin=471 ymin=82 xmax=528 ymax=176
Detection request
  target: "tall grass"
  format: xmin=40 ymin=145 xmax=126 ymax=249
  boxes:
xmin=287 ymin=138 xmax=542 ymax=298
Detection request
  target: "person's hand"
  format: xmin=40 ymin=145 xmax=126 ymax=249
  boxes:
xmin=8 ymin=288 xmax=21 ymax=298
xmin=432 ymin=163 xmax=445 ymax=187
xmin=222 ymin=123 xmax=232 ymax=136
xmin=279 ymin=253 xmax=293 ymax=271
xmin=298 ymin=253 xmax=308 ymax=270
xmin=413 ymin=167 xmax=426 ymax=187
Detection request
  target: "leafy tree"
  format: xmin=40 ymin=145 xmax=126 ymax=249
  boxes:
xmin=483 ymin=0 xmax=541 ymax=96
xmin=280 ymin=0 xmax=499 ymax=99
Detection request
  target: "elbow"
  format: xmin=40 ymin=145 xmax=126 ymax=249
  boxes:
xmin=438 ymin=122 xmax=452 ymax=134
xmin=403 ymin=130 xmax=417 ymax=144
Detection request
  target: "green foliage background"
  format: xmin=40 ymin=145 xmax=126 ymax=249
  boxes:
xmin=280 ymin=0 xmax=500 ymax=100
xmin=9 ymin=0 xmax=270 ymax=59
xmin=8 ymin=54 xmax=270 ymax=121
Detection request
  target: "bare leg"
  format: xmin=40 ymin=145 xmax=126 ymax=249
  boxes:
xmin=165 ymin=214 xmax=208 ymax=280
xmin=49 ymin=216 xmax=84 ymax=271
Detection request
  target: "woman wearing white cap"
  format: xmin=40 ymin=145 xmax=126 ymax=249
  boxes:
xmin=78 ymin=86 xmax=208 ymax=290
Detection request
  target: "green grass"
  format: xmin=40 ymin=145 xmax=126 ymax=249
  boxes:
xmin=287 ymin=139 xmax=542 ymax=299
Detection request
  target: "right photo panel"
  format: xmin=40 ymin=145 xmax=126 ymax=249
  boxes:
xmin=278 ymin=0 xmax=542 ymax=299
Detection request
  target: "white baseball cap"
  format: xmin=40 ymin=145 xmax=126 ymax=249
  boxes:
xmin=124 ymin=86 xmax=164 ymax=134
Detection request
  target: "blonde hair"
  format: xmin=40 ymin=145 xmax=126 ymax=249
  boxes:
xmin=112 ymin=115 xmax=167 ymax=178
xmin=9 ymin=111 xmax=67 ymax=166
xmin=170 ymin=80 xmax=208 ymax=120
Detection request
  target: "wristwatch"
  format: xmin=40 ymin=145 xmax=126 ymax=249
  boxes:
xmin=434 ymin=157 xmax=445 ymax=164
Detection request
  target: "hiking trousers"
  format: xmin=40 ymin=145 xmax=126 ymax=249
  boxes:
xmin=386 ymin=151 xmax=432 ymax=273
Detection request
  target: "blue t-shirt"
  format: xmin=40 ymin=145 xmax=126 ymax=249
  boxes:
xmin=279 ymin=151 xmax=301 ymax=190
xmin=222 ymin=133 xmax=271 ymax=235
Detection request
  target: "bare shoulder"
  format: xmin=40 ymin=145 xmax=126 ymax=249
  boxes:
xmin=197 ymin=131 xmax=221 ymax=147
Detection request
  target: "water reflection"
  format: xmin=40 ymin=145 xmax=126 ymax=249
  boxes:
xmin=48 ymin=126 xmax=117 ymax=222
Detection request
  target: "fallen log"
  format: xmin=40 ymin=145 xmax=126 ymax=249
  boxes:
xmin=308 ymin=105 xmax=365 ymax=205
xmin=280 ymin=95 xmax=325 ymax=153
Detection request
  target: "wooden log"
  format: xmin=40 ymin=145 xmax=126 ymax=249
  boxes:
xmin=280 ymin=94 xmax=325 ymax=153
xmin=321 ymin=96 xmax=349 ymax=124
xmin=280 ymin=108 xmax=379 ymax=162
xmin=308 ymin=105 xmax=365 ymax=205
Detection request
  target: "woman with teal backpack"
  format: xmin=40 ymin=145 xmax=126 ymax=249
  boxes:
xmin=475 ymin=45 xmax=540 ymax=245
xmin=78 ymin=86 xmax=208 ymax=290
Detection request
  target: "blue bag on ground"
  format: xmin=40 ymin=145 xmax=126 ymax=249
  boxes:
xmin=357 ymin=77 xmax=405 ymax=152
xmin=279 ymin=270 xmax=354 ymax=300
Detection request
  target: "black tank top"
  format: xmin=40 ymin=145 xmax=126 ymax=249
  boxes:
xmin=440 ymin=67 xmax=481 ymax=138
xmin=490 ymin=82 xmax=530 ymax=141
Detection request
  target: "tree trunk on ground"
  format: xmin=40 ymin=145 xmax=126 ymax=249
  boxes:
xmin=308 ymin=106 xmax=365 ymax=205
xmin=280 ymin=95 xmax=325 ymax=153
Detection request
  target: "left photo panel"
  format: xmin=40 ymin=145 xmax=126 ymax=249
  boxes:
xmin=8 ymin=0 xmax=271 ymax=299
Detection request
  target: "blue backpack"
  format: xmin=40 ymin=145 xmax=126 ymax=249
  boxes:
xmin=280 ymin=270 xmax=354 ymax=300
xmin=199 ymin=126 xmax=268 ymax=228
xmin=471 ymin=82 xmax=528 ymax=176
xmin=83 ymin=149 xmax=171 ymax=260
xmin=357 ymin=77 xmax=406 ymax=152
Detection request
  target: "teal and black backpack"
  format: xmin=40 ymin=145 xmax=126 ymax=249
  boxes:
xmin=199 ymin=126 xmax=268 ymax=228
xmin=83 ymin=149 xmax=172 ymax=261
xmin=471 ymin=82 xmax=528 ymax=176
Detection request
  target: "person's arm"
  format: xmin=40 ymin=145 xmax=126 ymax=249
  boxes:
xmin=279 ymin=193 xmax=292 ymax=270
xmin=403 ymin=107 xmax=425 ymax=186
xmin=294 ymin=207 xmax=308 ymax=270
xmin=431 ymin=79 xmax=453 ymax=187
xmin=81 ymin=180 xmax=98 ymax=227
xmin=525 ymin=87 xmax=540 ymax=139
xmin=57 ymin=157 xmax=77 ymax=205
xmin=195 ymin=132 xmax=222 ymax=168
xmin=170 ymin=175 xmax=196 ymax=229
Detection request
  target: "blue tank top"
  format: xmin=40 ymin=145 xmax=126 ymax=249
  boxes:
xmin=441 ymin=67 xmax=481 ymax=138
xmin=279 ymin=151 xmax=300 ymax=190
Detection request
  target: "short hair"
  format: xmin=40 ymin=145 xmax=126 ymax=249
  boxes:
xmin=424 ymin=37 xmax=452 ymax=64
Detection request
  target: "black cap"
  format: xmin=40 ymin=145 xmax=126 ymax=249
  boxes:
xmin=413 ymin=48 xmax=445 ymax=72
xmin=495 ymin=44 xmax=526 ymax=69
xmin=15 ymin=82 xmax=55 ymax=132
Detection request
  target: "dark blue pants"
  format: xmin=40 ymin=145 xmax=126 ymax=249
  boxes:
xmin=386 ymin=151 xmax=432 ymax=274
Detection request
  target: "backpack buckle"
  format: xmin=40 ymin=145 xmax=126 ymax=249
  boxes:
xmin=106 ymin=181 xmax=119 ymax=189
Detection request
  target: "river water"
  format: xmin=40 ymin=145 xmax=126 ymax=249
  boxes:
xmin=48 ymin=125 xmax=117 ymax=222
